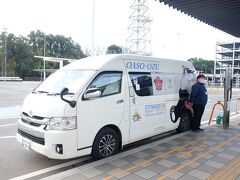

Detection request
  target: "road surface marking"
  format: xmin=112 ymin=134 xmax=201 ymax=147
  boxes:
xmin=9 ymin=156 xmax=90 ymax=180
xmin=0 ymin=136 xmax=16 ymax=139
xmin=0 ymin=123 xmax=17 ymax=128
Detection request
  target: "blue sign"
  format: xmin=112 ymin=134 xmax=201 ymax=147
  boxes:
xmin=125 ymin=61 xmax=160 ymax=71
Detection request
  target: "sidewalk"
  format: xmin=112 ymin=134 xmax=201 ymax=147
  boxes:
xmin=43 ymin=118 xmax=240 ymax=180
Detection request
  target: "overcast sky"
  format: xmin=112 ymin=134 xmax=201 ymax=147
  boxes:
xmin=0 ymin=0 xmax=235 ymax=60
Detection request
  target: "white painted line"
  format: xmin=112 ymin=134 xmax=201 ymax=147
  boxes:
xmin=0 ymin=123 xmax=17 ymax=128
xmin=0 ymin=136 xmax=16 ymax=139
xmin=0 ymin=116 xmax=20 ymax=120
xmin=9 ymin=156 xmax=90 ymax=180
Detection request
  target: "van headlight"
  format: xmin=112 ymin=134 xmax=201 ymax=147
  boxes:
xmin=49 ymin=117 xmax=76 ymax=130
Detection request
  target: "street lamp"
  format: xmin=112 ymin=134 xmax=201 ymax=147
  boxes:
xmin=43 ymin=34 xmax=46 ymax=80
xmin=3 ymin=28 xmax=7 ymax=78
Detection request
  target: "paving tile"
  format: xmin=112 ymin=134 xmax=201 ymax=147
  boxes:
xmin=132 ymin=159 xmax=153 ymax=167
xmin=121 ymin=155 xmax=140 ymax=163
xmin=201 ymin=141 xmax=216 ymax=146
xmin=142 ymin=154 xmax=157 ymax=160
xmin=80 ymin=168 xmax=103 ymax=178
xmin=95 ymin=163 xmax=116 ymax=172
xmin=149 ymin=174 xmax=175 ymax=180
xmin=228 ymin=147 xmax=240 ymax=153
xmin=128 ymin=166 xmax=144 ymax=173
xmin=188 ymin=169 xmax=210 ymax=179
xmin=88 ymin=173 xmax=115 ymax=180
xmin=146 ymin=164 xmax=168 ymax=173
xmin=134 ymin=169 xmax=157 ymax=179
xmin=204 ymin=160 xmax=224 ymax=169
xmin=141 ymin=148 xmax=159 ymax=155
xmin=187 ymin=162 xmax=201 ymax=168
xmin=109 ymin=159 xmax=130 ymax=167
xmin=120 ymin=173 xmax=146 ymax=180
xmin=132 ymin=151 xmax=150 ymax=158
xmin=223 ymin=149 xmax=240 ymax=156
xmin=179 ymin=166 xmax=194 ymax=174
xmin=210 ymin=156 xmax=231 ymax=164
xmin=107 ymin=168 xmax=130 ymax=179
xmin=196 ymin=164 xmax=218 ymax=174
xmin=168 ymin=171 xmax=184 ymax=179
xmin=156 ymin=159 xmax=177 ymax=168
xmin=178 ymin=174 xmax=200 ymax=180
xmin=214 ymin=147 xmax=226 ymax=152
xmin=66 ymin=172 xmax=88 ymax=180
xmin=236 ymin=176 xmax=240 ymax=180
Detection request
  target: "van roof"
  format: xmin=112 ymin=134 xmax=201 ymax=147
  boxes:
xmin=62 ymin=54 xmax=194 ymax=72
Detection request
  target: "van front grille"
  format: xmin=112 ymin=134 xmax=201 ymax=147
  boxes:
xmin=18 ymin=129 xmax=45 ymax=145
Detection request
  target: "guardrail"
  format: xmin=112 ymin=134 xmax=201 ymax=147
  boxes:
xmin=0 ymin=77 xmax=23 ymax=81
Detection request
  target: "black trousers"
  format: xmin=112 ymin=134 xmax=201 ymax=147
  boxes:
xmin=191 ymin=104 xmax=205 ymax=130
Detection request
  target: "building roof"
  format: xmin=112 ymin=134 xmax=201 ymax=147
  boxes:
xmin=157 ymin=0 xmax=240 ymax=37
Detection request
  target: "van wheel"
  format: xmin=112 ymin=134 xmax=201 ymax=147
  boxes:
xmin=177 ymin=113 xmax=191 ymax=133
xmin=91 ymin=128 xmax=119 ymax=160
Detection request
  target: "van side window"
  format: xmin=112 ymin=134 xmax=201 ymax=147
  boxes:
xmin=129 ymin=72 xmax=153 ymax=96
xmin=88 ymin=72 xmax=122 ymax=97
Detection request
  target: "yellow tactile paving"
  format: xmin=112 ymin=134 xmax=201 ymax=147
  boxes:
xmin=207 ymin=155 xmax=240 ymax=180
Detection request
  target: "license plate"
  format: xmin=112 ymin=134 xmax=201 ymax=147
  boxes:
xmin=22 ymin=139 xmax=31 ymax=151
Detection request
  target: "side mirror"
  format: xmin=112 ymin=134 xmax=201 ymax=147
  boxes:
xmin=83 ymin=88 xmax=101 ymax=100
xmin=60 ymin=88 xmax=76 ymax=108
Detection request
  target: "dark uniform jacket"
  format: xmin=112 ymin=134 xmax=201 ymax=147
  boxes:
xmin=190 ymin=82 xmax=208 ymax=106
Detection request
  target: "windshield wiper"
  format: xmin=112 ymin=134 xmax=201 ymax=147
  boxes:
xmin=32 ymin=90 xmax=49 ymax=94
xmin=47 ymin=92 xmax=75 ymax=96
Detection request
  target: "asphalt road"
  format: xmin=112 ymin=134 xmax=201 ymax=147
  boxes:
xmin=0 ymin=82 xmax=239 ymax=180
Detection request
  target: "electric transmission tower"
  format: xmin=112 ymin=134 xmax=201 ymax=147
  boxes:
xmin=125 ymin=0 xmax=152 ymax=56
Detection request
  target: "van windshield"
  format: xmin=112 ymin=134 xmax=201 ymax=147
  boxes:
xmin=34 ymin=69 xmax=94 ymax=95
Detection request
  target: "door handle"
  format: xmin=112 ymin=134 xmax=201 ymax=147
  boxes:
xmin=116 ymin=99 xmax=124 ymax=104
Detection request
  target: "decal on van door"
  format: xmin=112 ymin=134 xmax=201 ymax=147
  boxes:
xmin=145 ymin=103 xmax=166 ymax=116
xmin=153 ymin=77 xmax=163 ymax=91
xmin=151 ymin=72 xmax=165 ymax=95
xmin=132 ymin=110 xmax=141 ymax=122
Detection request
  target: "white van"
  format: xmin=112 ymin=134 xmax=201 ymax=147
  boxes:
xmin=16 ymin=54 xmax=195 ymax=160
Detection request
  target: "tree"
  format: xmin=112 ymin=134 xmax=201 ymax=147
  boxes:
xmin=187 ymin=57 xmax=214 ymax=74
xmin=106 ymin=44 xmax=123 ymax=54
xmin=0 ymin=30 xmax=87 ymax=79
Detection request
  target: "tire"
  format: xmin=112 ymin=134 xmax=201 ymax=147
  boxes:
xmin=170 ymin=105 xmax=178 ymax=123
xmin=177 ymin=113 xmax=191 ymax=133
xmin=91 ymin=128 xmax=120 ymax=160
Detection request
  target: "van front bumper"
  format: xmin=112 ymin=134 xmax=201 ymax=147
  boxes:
xmin=16 ymin=128 xmax=91 ymax=159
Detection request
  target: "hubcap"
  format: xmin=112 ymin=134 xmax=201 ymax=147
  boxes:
xmin=99 ymin=134 xmax=116 ymax=157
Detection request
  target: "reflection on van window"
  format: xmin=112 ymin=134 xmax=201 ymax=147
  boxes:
xmin=34 ymin=70 xmax=94 ymax=94
xmin=89 ymin=72 xmax=122 ymax=96
xmin=129 ymin=72 xmax=153 ymax=96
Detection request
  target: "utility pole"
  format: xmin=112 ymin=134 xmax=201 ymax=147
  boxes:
xmin=91 ymin=0 xmax=95 ymax=56
xmin=223 ymin=67 xmax=232 ymax=129
xmin=3 ymin=28 xmax=7 ymax=78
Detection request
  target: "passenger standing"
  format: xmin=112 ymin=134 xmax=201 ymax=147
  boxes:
xmin=190 ymin=74 xmax=208 ymax=131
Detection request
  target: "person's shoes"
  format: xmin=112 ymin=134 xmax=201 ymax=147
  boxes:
xmin=191 ymin=128 xmax=197 ymax=132
xmin=197 ymin=128 xmax=204 ymax=132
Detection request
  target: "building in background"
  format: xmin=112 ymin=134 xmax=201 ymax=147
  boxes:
xmin=214 ymin=39 xmax=240 ymax=87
